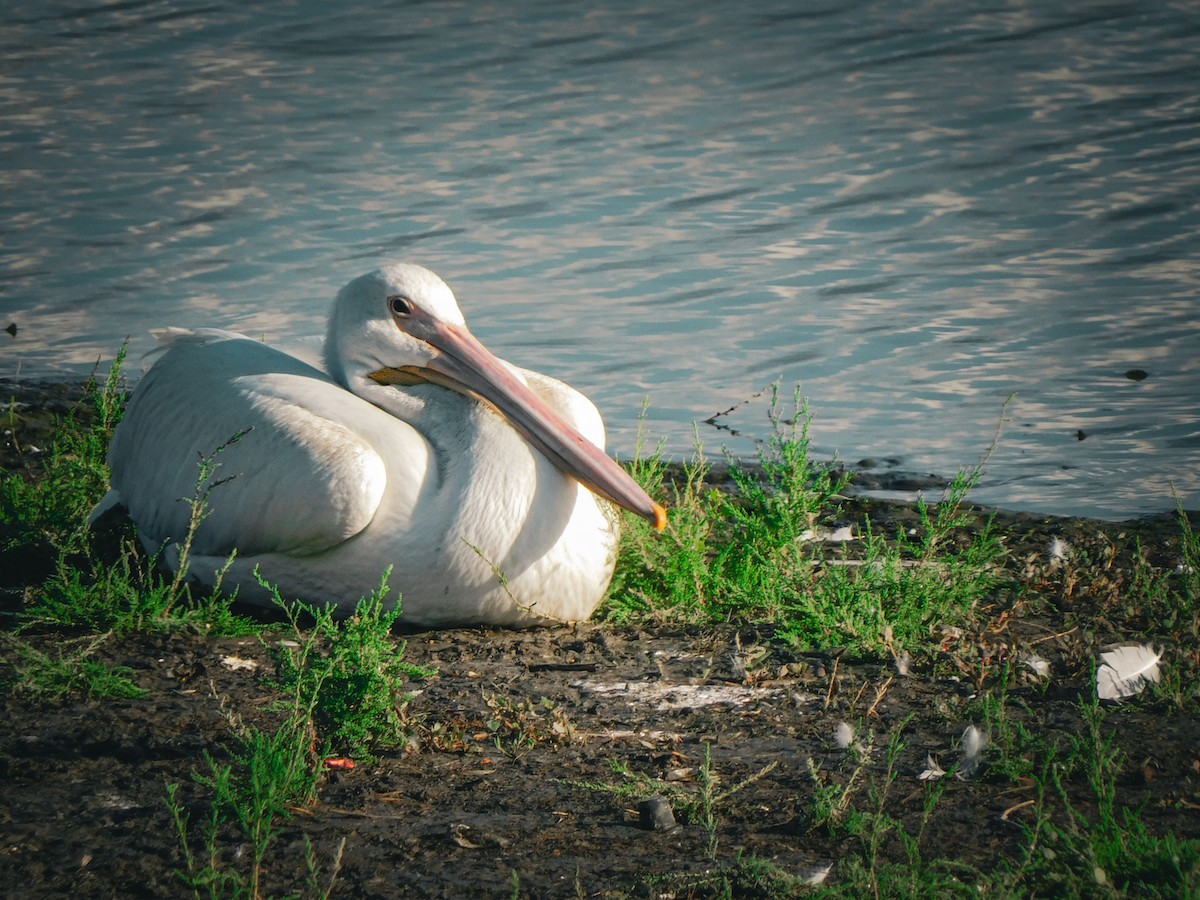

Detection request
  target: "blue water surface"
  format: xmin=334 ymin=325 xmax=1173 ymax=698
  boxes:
xmin=2 ymin=1 xmax=1198 ymax=519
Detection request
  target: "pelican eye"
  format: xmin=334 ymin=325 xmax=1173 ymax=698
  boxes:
xmin=388 ymin=294 xmax=413 ymax=317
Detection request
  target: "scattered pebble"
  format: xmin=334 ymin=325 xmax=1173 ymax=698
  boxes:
xmin=637 ymin=796 xmax=677 ymax=831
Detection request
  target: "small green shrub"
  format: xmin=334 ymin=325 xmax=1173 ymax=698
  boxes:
xmin=0 ymin=631 xmax=145 ymax=700
xmin=269 ymin=570 xmax=436 ymax=759
xmin=607 ymin=390 xmax=1004 ymax=658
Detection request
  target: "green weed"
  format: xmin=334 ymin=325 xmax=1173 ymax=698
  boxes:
xmin=1003 ymin=700 xmax=1200 ymax=897
xmin=1136 ymin=502 xmax=1200 ymax=707
xmin=565 ymin=757 xmax=672 ymax=807
xmin=268 ymin=570 xmax=435 ymax=759
xmin=607 ymin=390 xmax=1004 ymax=659
xmin=22 ymin=434 xmax=258 ymax=637
xmin=806 ymin=725 xmax=875 ymax=833
xmin=569 ymin=744 xmax=776 ymax=840
xmin=24 ymin=538 xmax=253 ymax=636
xmin=574 ymin=743 xmax=781 ymax=898
xmin=978 ymin=696 xmax=1038 ymax=784
xmin=830 ymin=723 xmax=976 ymax=897
xmin=0 ymin=630 xmax=145 ymax=700
xmin=1176 ymin=498 xmax=1200 ymax=607
xmin=1 ymin=347 xmax=126 ymax=553
xmin=166 ymin=694 xmax=329 ymax=899
xmin=165 ymin=576 xmax=421 ymax=897
xmin=605 ymin=393 xmax=843 ymax=623
xmin=2 ymin=350 xmax=258 ymax=637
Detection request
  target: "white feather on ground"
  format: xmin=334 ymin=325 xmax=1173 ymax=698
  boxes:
xmin=1096 ymin=644 xmax=1163 ymax=700
xmin=801 ymin=862 xmax=833 ymax=885
xmin=1023 ymin=653 xmax=1051 ymax=678
xmin=957 ymin=724 xmax=988 ymax=779
xmin=918 ymin=754 xmax=946 ymax=781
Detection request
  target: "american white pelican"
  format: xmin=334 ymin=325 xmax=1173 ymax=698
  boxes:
xmin=99 ymin=263 xmax=666 ymax=627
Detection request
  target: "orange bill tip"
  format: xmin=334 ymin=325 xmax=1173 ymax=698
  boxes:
xmin=651 ymin=503 xmax=667 ymax=532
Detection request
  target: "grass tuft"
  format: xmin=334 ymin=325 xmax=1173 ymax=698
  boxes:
xmin=1 ymin=347 xmax=127 ymax=553
xmin=607 ymin=389 xmax=1005 ymax=658
xmin=267 ymin=569 xmax=436 ymax=759
xmin=167 ymin=575 xmax=424 ymax=895
xmin=0 ymin=630 xmax=146 ymax=700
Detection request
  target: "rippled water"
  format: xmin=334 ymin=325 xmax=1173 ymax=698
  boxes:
xmin=2 ymin=1 xmax=1198 ymax=519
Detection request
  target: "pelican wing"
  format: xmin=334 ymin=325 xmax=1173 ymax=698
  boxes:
xmin=109 ymin=331 xmax=392 ymax=558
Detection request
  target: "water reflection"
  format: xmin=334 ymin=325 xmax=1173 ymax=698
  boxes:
xmin=1 ymin=0 xmax=1197 ymax=520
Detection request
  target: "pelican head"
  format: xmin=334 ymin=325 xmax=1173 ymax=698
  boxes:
xmin=325 ymin=263 xmax=666 ymax=531
xmin=324 ymin=264 xmax=462 ymax=385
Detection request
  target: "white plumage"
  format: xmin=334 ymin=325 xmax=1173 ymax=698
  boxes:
xmin=99 ymin=264 xmax=664 ymax=627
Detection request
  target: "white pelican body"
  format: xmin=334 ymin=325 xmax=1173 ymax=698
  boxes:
xmin=101 ymin=264 xmax=664 ymax=627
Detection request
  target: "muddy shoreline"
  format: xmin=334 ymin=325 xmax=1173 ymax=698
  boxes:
xmin=2 ymin=378 xmax=1198 ymax=897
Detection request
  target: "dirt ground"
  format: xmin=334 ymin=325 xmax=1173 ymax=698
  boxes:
xmin=3 ymin=607 xmax=1199 ymax=898
xmin=2 ymin=379 xmax=1199 ymax=897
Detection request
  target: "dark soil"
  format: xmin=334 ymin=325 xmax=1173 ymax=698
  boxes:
xmin=2 ymin=378 xmax=1199 ymax=897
